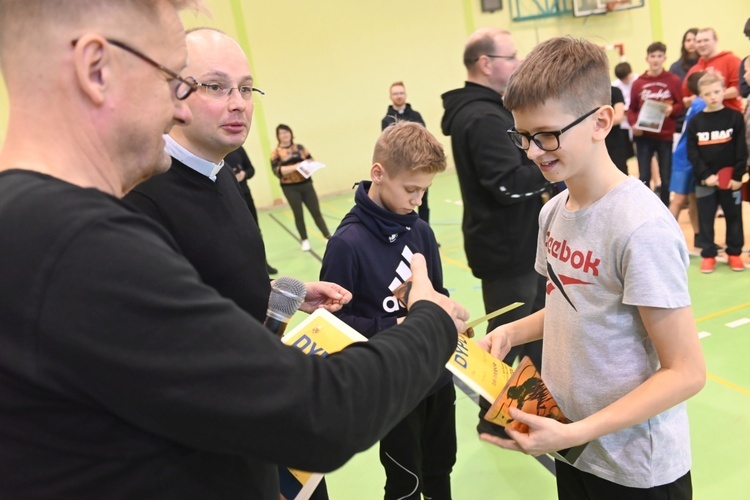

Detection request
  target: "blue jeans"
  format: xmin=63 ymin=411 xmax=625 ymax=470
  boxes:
xmin=635 ymin=136 xmax=673 ymax=206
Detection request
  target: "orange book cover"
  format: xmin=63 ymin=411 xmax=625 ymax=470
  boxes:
xmin=484 ymin=356 xmax=587 ymax=464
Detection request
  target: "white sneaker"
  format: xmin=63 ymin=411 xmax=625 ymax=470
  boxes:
xmin=301 ymin=239 xmax=311 ymax=252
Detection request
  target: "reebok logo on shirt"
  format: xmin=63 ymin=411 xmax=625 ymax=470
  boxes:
xmin=544 ymin=232 xmax=596 ymax=310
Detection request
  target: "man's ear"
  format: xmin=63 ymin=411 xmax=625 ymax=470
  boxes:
xmin=593 ymin=106 xmax=614 ymax=141
xmin=370 ymin=163 xmax=384 ymax=183
xmin=72 ymin=35 xmax=110 ymax=106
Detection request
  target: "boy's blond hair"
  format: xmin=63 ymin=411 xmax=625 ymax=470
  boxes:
xmin=504 ymin=36 xmax=611 ymax=116
xmin=374 ymin=121 xmax=447 ymax=175
xmin=697 ymin=71 xmax=724 ymax=91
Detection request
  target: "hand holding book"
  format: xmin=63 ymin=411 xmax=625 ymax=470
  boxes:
xmin=393 ymin=254 xmax=470 ymax=334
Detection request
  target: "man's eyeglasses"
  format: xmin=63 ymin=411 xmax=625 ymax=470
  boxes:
xmin=195 ymin=82 xmax=265 ymax=100
xmin=507 ymin=107 xmax=601 ymax=152
xmin=473 ymin=53 xmax=517 ymax=62
xmin=71 ymin=38 xmax=198 ymax=100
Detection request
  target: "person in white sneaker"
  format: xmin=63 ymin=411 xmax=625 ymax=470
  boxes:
xmin=270 ymin=124 xmax=332 ymax=250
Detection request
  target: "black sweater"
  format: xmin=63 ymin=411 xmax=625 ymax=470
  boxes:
xmin=0 ymin=170 xmax=458 ymax=499
xmin=441 ymin=82 xmax=548 ymax=279
xmin=686 ymin=107 xmax=748 ymax=182
xmin=125 ymin=158 xmax=271 ymax=322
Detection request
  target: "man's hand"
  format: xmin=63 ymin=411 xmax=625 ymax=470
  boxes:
xmin=299 ymin=281 xmax=352 ymax=313
xmin=631 ymin=127 xmax=643 ymax=137
xmin=406 ymin=253 xmax=469 ymax=333
xmin=703 ymin=174 xmax=718 ymax=187
xmin=235 ymin=170 xmax=246 ymax=182
xmin=728 ymin=179 xmax=743 ymax=191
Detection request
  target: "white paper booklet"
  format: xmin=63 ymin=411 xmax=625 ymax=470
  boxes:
xmin=296 ymin=160 xmax=326 ymax=179
xmin=635 ymin=100 xmax=669 ymax=133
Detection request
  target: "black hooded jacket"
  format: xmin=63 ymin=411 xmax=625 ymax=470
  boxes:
xmin=441 ymin=82 xmax=548 ymax=280
xmin=381 ymin=103 xmax=425 ymax=130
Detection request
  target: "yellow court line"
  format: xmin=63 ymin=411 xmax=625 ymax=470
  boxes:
xmin=440 ymin=254 xmax=472 ymax=272
xmin=320 ymin=201 xmax=348 ymax=216
xmin=693 ymin=302 xmax=750 ymax=397
xmin=707 ymin=372 xmax=750 ymax=397
xmin=695 ymin=302 xmax=750 ymax=323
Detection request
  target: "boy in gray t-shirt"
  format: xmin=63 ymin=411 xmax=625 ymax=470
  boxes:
xmin=478 ymin=37 xmax=706 ymax=499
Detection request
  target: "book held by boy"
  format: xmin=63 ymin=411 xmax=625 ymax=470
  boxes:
xmin=635 ymin=99 xmax=669 ymax=133
xmin=484 ymin=355 xmax=587 ymax=464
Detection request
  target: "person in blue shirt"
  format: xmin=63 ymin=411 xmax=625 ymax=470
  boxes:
xmin=669 ymin=71 xmax=707 ymax=249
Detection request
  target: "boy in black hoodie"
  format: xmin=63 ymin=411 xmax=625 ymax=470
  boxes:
xmin=320 ymin=121 xmax=453 ymax=499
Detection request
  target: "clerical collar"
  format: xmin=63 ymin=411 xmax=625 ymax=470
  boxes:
xmin=164 ymin=135 xmax=224 ymax=182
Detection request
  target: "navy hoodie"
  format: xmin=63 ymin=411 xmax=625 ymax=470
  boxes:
xmin=320 ymin=181 xmax=451 ymax=389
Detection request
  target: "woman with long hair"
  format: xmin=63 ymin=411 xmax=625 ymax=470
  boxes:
xmin=669 ymin=28 xmax=699 ymax=133
xmin=669 ymin=28 xmax=699 ymax=82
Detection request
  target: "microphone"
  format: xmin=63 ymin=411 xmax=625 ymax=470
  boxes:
xmin=264 ymin=276 xmax=307 ymax=337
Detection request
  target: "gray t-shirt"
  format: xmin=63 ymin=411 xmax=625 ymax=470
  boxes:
xmin=536 ymin=177 xmax=692 ymax=488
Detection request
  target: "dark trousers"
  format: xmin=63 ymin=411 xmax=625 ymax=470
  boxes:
xmin=696 ymin=185 xmax=745 ymax=257
xmin=556 ymin=460 xmax=692 ymax=500
xmin=635 ymin=136 xmax=673 ymax=206
xmin=379 ymin=383 xmax=456 ymax=500
xmin=476 ymin=271 xmax=546 ymax=436
xmin=281 ymin=182 xmax=330 ymax=240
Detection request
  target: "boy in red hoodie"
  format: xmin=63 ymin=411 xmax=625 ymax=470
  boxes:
xmin=628 ymin=41 xmax=684 ymax=206
xmin=682 ymin=28 xmax=743 ymax=112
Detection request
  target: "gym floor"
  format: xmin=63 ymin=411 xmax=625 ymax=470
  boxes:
xmin=258 ymin=169 xmax=750 ymax=499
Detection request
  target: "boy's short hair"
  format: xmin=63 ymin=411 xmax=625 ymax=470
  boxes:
xmin=686 ymin=71 xmax=705 ymax=95
xmin=390 ymin=81 xmax=405 ymax=90
xmin=646 ymin=41 xmax=666 ymax=54
xmin=504 ymin=36 xmax=610 ymax=116
xmin=697 ymin=27 xmax=717 ymax=40
xmin=697 ymin=71 xmax=724 ymax=91
xmin=614 ymin=62 xmax=632 ymax=80
xmin=374 ymin=121 xmax=447 ymax=175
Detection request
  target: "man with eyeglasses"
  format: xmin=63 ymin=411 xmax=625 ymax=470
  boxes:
xmin=124 ymin=28 xmax=292 ymax=325
xmin=0 ymin=1 xmax=470 ymax=498
xmin=441 ymin=27 xmax=548 ymax=440
xmin=381 ymin=81 xmax=434 ymax=224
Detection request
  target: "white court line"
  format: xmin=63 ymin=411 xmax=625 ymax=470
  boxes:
xmin=698 ymin=331 xmax=712 ymax=339
xmin=726 ymin=318 xmax=750 ymax=329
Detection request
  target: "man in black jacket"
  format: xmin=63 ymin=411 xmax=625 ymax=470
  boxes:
xmin=381 ymin=81 xmax=433 ymax=224
xmin=224 ymin=145 xmax=278 ymax=275
xmin=441 ymin=28 xmax=548 ymax=436
xmin=0 ymin=3 xmax=469 ymax=498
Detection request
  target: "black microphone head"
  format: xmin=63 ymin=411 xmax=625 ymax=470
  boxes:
xmin=267 ymin=276 xmax=307 ymax=321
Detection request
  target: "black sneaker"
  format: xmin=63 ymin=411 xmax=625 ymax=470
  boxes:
xmin=266 ymin=262 xmax=278 ymax=275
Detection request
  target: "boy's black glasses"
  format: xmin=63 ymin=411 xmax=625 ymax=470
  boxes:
xmin=507 ymin=107 xmax=601 ymax=152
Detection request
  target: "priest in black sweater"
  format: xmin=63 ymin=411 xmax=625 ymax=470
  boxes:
xmin=124 ymin=29 xmax=285 ymax=322
xmin=124 ymin=28 xmax=345 ymax=497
